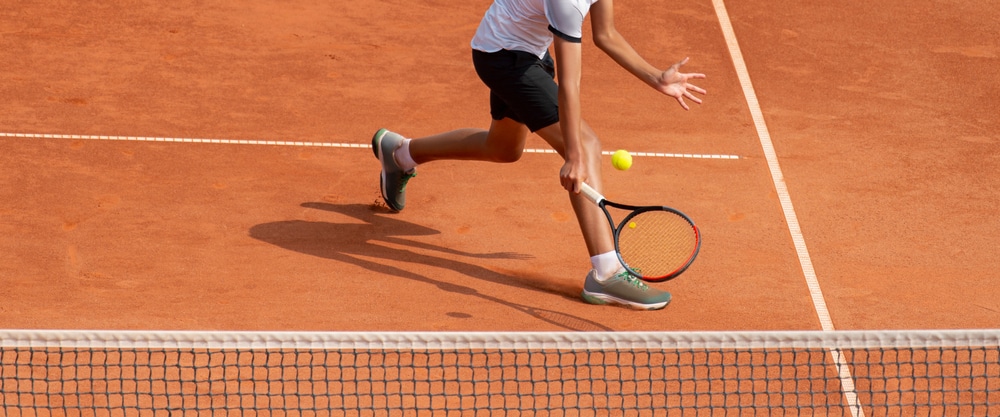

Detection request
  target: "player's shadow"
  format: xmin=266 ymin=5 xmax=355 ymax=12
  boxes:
xmin=248 ymin=202 xmax=612 ymax=331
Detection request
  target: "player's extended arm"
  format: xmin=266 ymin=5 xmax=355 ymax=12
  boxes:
xmin=552 ymin=36 xmax=587 ymax=193
xmin=589 ymin=0 xmax=706 ymax=110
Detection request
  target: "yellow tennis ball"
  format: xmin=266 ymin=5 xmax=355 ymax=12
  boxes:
xmin=611 ymin=149 xmax=632 ymax=171
xmin=628 ymin=221 xmax=637 ymax=229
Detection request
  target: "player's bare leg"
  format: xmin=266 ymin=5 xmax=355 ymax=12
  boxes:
xmin=535 ymin=120 xmax=671 ymax=310
xmin=534 ymin=120 xmax=613 ymax=257
xmin=408 ymin=118 xmax=529 ymax=164
xmin=373 ymin=119 xmax=528 ymax=211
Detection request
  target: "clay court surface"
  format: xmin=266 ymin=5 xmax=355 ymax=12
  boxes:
xmin=1 ymin=1 xmax=997 ymax=332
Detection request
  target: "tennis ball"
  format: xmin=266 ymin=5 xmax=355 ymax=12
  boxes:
xmin=611 ymin=149 xmax=632 ymax=171
xmin=628 ymin=221 xmax=637 ymax=229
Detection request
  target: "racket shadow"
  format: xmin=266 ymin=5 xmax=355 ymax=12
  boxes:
xmin=249 ymin=202 xmax=609 ymax=331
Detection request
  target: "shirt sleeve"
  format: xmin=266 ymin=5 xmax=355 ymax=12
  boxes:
xmin=545 ymin=0 xmax=589 ymax=43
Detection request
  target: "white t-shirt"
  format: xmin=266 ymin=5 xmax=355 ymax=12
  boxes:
xmin=471 ymin=0 xmax=599 ymax=59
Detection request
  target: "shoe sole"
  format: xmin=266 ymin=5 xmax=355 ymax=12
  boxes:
xmin=581 ymin=291 xmax=670 ymax=310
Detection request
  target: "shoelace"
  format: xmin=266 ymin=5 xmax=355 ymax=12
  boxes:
xmin=615 ymin=270 xmax=648 ymax=291
xmin=397 ymin=170 xmax=416 ymax=192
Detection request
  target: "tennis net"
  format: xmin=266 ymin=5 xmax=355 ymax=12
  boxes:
xmin=2 ymin=329 xmax=998 ymax=416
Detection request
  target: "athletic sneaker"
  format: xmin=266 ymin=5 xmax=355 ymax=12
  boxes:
xmin=371 ymin=128 xmax=416 ymax=211
xmin=581 ymin=269 xmax=672 ymax=310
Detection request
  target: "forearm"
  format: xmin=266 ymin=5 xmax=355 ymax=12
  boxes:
xmin=554 ymin=38 xmax=585 ymax=164
xmin=558 ymin=82 xmax=584 ymax=162
xmin=587 ymin=0 xmax=706 ymax=111
xmin=594 ymin=30 xmax=660 ymax=88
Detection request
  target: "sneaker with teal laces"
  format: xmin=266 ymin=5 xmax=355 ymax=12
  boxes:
xmin=581 ymin=269 xmax=671 ymax=310
xmin=371 ymin=128 xmax=416 ymax=211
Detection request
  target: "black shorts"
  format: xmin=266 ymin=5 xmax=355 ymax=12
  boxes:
xmin=472 ymin=49 xmax=559 ymax=132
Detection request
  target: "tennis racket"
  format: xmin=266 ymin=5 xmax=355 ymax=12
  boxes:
xmin=579 ymin=182 xmax=700 ymax=282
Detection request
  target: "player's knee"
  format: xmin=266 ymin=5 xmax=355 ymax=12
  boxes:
xmin=490 ymin=145 xmax=524 ymax=163
xmin=498 ymin=148 xmax=524 ymax=163
xmin=583 ymin=133 xmax=603 ymax=155
xmin=584 ymin=130 xmax=601 ymax=144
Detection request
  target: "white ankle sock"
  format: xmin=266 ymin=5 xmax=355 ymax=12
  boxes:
xmin=591 ymin=251 xmax=623 ymax=282
xmin=394 ymin=139 xmax=418 ymax=172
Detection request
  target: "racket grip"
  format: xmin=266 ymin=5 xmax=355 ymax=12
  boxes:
xmin=578 ymin=182 xmax=605 ymax=205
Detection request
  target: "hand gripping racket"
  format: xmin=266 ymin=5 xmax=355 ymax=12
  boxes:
xmin=579 ymin=182 xmax=701 ymax=282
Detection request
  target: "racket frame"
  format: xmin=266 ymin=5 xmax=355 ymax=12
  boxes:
xmin=579 ymin=183 xmax=701 ymax=282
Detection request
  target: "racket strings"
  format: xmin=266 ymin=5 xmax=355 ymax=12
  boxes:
xmin=618 ymin=211 xmax=699 ymax=278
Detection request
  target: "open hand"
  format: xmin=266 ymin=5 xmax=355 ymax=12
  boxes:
xmin=656 ymin=57 xmax=706 ymax=110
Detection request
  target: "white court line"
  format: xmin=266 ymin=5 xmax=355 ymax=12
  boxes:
xmin=710 ymin=0 xmax=834 ymax=333
xmin=712 ymin=1 xmax=862 ymax=416
xmin=0 ymin=132 xmax=369 ymax=149
xmin=0 ymin=132 xmax=740 ymax=160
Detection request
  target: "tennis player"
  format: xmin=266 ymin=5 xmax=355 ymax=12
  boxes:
xmin=372 ymin=0 xmax=705 ymax=310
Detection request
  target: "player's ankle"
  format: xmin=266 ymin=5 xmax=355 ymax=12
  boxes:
xmin=590 ymin=251 xmax=621 ymax=282
xmin=394 ymin=139 xmax=418 ymax=172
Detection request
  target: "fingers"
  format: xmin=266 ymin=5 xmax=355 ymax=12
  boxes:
xmin=676 ymin=97 xmax=691 ymax=111
xmin=684 ymin=91 xmax=703 ymax=105
xmin=664 ymin=58 xmax=708 ymax=110
xmin=570 ymin=174 xmax=585 ymax=193
xmin=674 ymin=58 xmax=706 ymax=81
xmin=560 ymin=171 xmax=585 ymax=193
xmin=675 ymin=81 xmax=706 ymax=110
xmin=562 ymin=179 xmax=583 ymax=193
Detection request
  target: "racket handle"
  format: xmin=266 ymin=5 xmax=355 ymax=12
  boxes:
xmin=578 ymin=182 xmax=605 ymax=205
